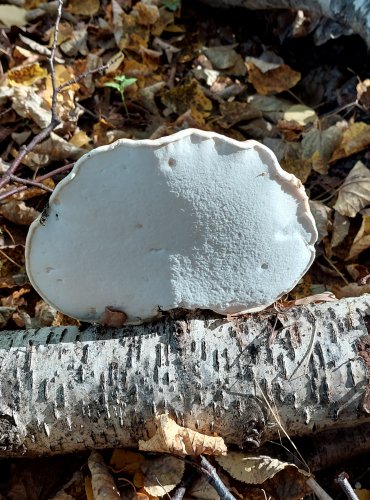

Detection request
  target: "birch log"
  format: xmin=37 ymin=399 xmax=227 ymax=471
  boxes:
xmin=198 ymin=0 xmax=370 ymax=48
xmin=1 ymin=295 xmax=370 ymax=457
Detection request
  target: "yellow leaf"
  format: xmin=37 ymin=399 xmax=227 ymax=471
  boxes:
xmin=7 ymin=63 xmax=48 ymax=87
xmin=333 ymin=161 xmax=370 ymax=217
xmin=139 ymin=414 xmax=227 ymax=456
xmin=331 ymin=122 xmax=370 ymax=162
xmin=110 ymin=449 xmax=145 ymax=474
xmin=246 ymin=61 xmax=301 ymax=95
xmin=69 ymin=130 xmax=91 ymax=148
xmin=85 ymin=476 xmax=93 ymax=500
xmin=0 ymin=5 xmax=26 ymax=27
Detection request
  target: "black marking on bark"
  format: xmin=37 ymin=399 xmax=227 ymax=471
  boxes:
xmin=76 ymin=365 xmax=84 ymax=383
xmin=108 ymin=362 xmax=118 ymax=385
xmin=346 ymin=362 xmax=356 ymax=388
xmin=328 ymin=321 xmax=338 ymax=343
xmin=37 ymin=379 xmax=48 ymax=402
xmin=319 ymin=378 xmax=330 ymax=405
xmin=126 ymin=345 xmax=133 ymax=369
xmin=314 ymin=341 xmax=325 ymax=369
xmin=56 ymin=385 xmax=65 ymax=408
xmin=201 ymin=341 xmax=207 ymax=361
xmin=191 ymin=340 xmax=196 ymax=352
xmin=46 ymin=332 xmax=53 ymax=345
xmin=81 ymin=344 xmax=89 ymax=364
xmin=213 ymin=349 xmax=220 ymax=372
xmin=162 ymin=372 xmax=169 ymax=385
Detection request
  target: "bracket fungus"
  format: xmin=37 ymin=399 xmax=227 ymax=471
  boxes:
xmin=26 ymin=129 xmax=317 ymax=324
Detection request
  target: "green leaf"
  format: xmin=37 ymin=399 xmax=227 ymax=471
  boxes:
xmin=103 ymin=82 xmax=122 ymax=91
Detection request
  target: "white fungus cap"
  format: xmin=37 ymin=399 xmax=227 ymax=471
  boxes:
xmin=26 ymin=129 xmax=317 ymax=324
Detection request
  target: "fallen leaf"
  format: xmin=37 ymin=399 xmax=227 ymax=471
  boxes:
xmin=309 ymin=200 xmax=332 ymax=243
xmin=331 ymin=122 xmax=370 ymax=162
xmin=280 ymin=142 xmax=312 ymax=183
xmin=216 ymin=453 xmax=309 ymax=484
xmin=34 ymin=133 xmax=86 ymax=161
xmin=67 ymin=0 xmax=100 ymax=16
xmin=161 ymin=79 xmax=212 ymax=123
xmin=331 ymin=211 xmax=351 ymax=248
xmin=99 ymin=306 xmax=127 ymax=327
xmin=188 ymin=476 xmax=221 ymax=500
xmin=139 ymin=414 xmax=227 ymax=456
xmin=204 ymin=45 xmax=245 ymax=74
xmin=357 ymin=79 xmax=370 ymax=109
xmin=347 ymin=209 xmax=370 ymax=260
xmin=11 ymin=86 xmax=51 ymax=128
xmin=0 ymin=4 xmax=27 ymax=27
xmin=0 ymin=200 xmax=39 ymax=225
xmin=7 ymin=63 xmax=48 ymax=86
xmin=246 ymin=59 xmax=301 ymax=95
xmin=332 ymin=282 xmax=370 ymax=299
xmin=141 ymin=455 xmax=184 ymax=497
xmin=110 ymin=449 xmax=145 ymax=474
xmin=333 ymin=161 xmax=370 ymax=217
xmin=301 ymin=123 xmax=344 ymax=174
xmin=217 ymin=101 xmax=261 ymax=129
xmin=283 ymin=104 xmax=317 ymax=126
xmin=133 ymin=2 xmax=160 ymax=25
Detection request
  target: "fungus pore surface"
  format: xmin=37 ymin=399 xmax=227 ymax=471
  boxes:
xmin=26 ymin=129 xmax=317 ymax=324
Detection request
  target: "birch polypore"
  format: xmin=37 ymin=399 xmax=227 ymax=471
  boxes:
xmin=26 ymin=129 xmax=317 ymax=324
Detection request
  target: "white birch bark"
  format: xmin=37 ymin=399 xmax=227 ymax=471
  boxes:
xmin=0 ymin=295 xmax=370 ymax=457
xmin=198 ymin=0 xmax=370 ymax=48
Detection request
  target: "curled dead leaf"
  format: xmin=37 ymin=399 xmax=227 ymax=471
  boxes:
xmin=333 ymin=161 xmax=370 ymax=217
xmin=139 ymin=414 xmax=227 ymax=456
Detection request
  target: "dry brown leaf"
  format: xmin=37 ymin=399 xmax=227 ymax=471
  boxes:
xmin=216 ymin=453 xmax=309 ymax=484
xmin=246 ymin=60 xmax=301 ymax=95
xmin=88 ymin=450 xmax=120 ymax=499
xmin=67 ymin=0 xmax=100 ymax=16
xmin=0 ymin=4 xmax=27 ymax=27
xmin=280 ymin=143 xmax=312 ymax=183
xmin=161 ymin=80 xmax=212 ymax=123
xmin=347 ymin=209 xmax=370 ymax=260
xmin=11 ymin=86 xmax=51 ymax=128
xmin=110 ymin=449 xmax=145 ymax=474
xmin=301 ymin=123 xmax=344 ymax=174
xmin=331 ymin=211 xmax=351 ymax=248
xmin=333 ymin=161 xmax=370 ymax=217
xmin=332 ymin=282 xmax=370 ymax=299
xmin=133 ymin=2 xmax=160 ymax=25
xmin=0 ymin=200 xmax=39 ymax=225
xmin=331 ymin=122 xmax=370 ymax=162
xmin=99 ymin=306 xmax=128 ymax=327
xmin=139 ymin=414 xmax=227 ymax=456
xmin=285 ymin=292 xmax=337 ymax=307
xmin=34 ymin=133 xmax=86 ymax=161
xmin=357 ymin=79 xmax=370 ymax=109
xmin=218 ymin=101 xmax=261 ymax=129
xmin=141 ymin=455 xmax=184 ymax=497
xmin=69 ymin=130 xmax=91 ymax=148
xmin=7 ymin=63 xmax=48 ymax=86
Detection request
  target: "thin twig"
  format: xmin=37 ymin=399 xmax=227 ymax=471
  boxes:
xmin=335 ymin=472 xmax=359 ymax=500
xmin=57 ymin=60 xmax=116 ymax=92
xmin=9 ymin=175 xmax=53 ymax=192
xmin=171 ymin=468 xmax=198 ymax=500
xmin=195 ymin=456 xmax=236 ymax=500
xmin=0 ymin=0 xmax=63 ymax=192
xmin=0 ymin=163 xmax=74 ymax=202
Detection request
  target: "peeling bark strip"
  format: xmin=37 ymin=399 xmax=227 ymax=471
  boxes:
xmin=0 ymin=296 xmax=370 ymax=456
xmin=199 ymin=0 xmax=370 ymax=48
